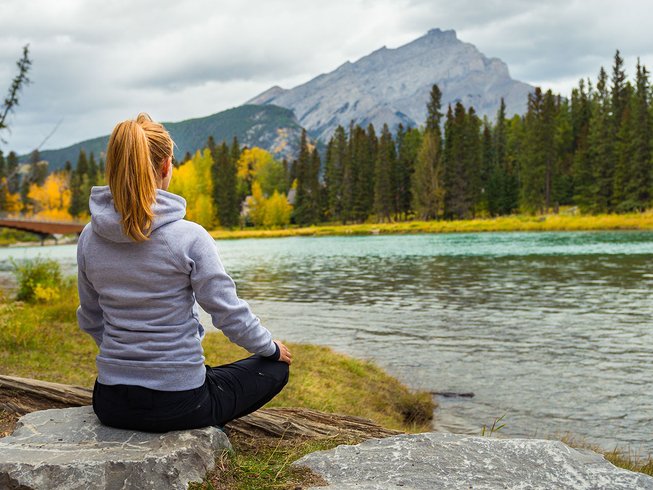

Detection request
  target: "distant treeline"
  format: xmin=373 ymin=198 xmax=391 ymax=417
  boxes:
xmin=0 ymin=50 xmax=650 ymax=228
xmin=308 ymin=50 xmax=652 ymax=225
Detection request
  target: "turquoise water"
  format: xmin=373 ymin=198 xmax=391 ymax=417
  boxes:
xmin=1 ymin=231 xmax=652 ymax=453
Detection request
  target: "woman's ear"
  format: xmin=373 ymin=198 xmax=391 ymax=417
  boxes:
xmin=162 ymin=157 xmax=172 ymax=178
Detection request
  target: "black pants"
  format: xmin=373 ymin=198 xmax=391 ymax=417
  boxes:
xmin=92 ymin=355 xmax=289 ymax=432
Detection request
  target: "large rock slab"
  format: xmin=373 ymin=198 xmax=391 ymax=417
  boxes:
xmin=295 ymin=432 xmax=653 ymax=489
xmin=0 ymin=406 xmax=231 ymax=489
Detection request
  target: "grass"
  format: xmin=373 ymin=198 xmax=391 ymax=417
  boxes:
xmin=209 ymin=211 xmax=653 ymax=240
xmin=0 ymin=229 xmax=40 ymax=246
xmin=560 ymin=434 xmax=653 ymax=477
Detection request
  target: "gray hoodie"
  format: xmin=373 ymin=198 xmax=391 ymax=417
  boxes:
xmin=77 ymin=185 xmax=276 ymax=391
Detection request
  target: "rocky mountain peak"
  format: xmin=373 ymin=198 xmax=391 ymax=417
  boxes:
xmin=246 ymin=28 xmax=533 ymax=141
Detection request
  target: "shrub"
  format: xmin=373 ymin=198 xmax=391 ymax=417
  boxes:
xmin=11 ymin=257 xmax=63 ymax=303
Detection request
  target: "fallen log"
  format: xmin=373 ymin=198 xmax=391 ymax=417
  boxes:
xmin=0 ymin=374 xmax=400 ymax=441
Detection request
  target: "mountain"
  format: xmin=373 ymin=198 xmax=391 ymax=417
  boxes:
xmin=31 ymin=105 xmax=303 ymax=172
xmin=247 ymin=28 xmax=533 ymax=141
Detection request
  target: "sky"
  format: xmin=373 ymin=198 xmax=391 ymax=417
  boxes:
xmin=0 ymin=0 xmax=651 ymax=154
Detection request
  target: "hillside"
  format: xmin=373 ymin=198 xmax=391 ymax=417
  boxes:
xmin=30 ymin=105 xmax=303 ymax=171
xmin=247 ymin=28 xmax=533 ymax=141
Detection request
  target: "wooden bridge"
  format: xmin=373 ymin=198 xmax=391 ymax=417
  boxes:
xmin=0 ymin=216 xmax=86 ymax=244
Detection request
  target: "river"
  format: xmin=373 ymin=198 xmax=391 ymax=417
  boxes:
xmin=1 ymin=231 xmax=651 ymax=453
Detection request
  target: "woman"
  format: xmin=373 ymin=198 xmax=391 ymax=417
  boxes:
xmin=77 ymin=113 xmax=291 ymax=432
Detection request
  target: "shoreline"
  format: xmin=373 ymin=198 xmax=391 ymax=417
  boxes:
xmin=0 ymin=213 xmax=651 ymax=246
xmin=209 ymin=212 xmax=653 ymax=240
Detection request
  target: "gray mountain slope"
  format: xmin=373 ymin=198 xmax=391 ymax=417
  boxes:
xmin=247 ymin=28 xmax=533 ymax=141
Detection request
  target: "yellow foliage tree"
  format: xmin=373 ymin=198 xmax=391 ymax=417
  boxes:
xmin=27 ymin=172 xmax=72 ymax=221
xmin=246 ymin=181 xmax=267 ymax=227
xmin=246 ymin=182 xmax=292 ymax=228
xmin=263 ymin=191 xmax=292 ymax=227
xmin=168 ymin=149 xmax=215 ymax=228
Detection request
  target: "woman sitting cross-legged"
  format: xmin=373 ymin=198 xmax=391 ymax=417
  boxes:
xmin=77 ymin=113 xmax=291 ymax=432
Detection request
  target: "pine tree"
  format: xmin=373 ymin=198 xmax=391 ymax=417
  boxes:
xmin=479 ymin=121 xmax=494 ymax=215
xmin=325 ymin=125 xmax=347 ymax=221
xmin=373 ymin=124 xmax=395 ymax=221
xmin=615 ymin=60 xmax=651 ymax=211
xmin=6 ymin=151 xmax=19 ymax=194
xmin=426 ymin=84 xmax=443 ymax=132
xmin=553 ymin=96 xmax=574 ymax=211
xmin=211 ymin=140 xmax=240 ymax=228
xmin=465 ymin=107 xmax=482 ymax=216
xmin=293 ymin=130 xmax=319 ymax=225
xmin=571 ymin=79 xmax=595 ymax=212
xmin=88 ymin=152 xmax=98 ymax=187
xmin=395 ymin=125 xmax=421 ymax=219
xmin=413 ymin=87 xmax=445 ymax=220
xmin=588 ymin=67 xmax=614 ymax=212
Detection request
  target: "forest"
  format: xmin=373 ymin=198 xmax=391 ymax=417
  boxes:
xmin=0 ymin=51 xmax=650 ymax=229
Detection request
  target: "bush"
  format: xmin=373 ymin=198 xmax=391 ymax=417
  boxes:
xmin=11 ymin=257 xmax=63 ymax=303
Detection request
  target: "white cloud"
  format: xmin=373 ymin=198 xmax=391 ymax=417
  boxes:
xmin=1 ymin=0 xmax=652 ymax=153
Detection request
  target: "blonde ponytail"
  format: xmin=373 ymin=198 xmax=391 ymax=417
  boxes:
xmin=105 ymin=114 xmax=173 ymax=242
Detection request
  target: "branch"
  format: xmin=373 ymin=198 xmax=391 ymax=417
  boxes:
xmin=0 ymin=44 xmax=32 ymax=143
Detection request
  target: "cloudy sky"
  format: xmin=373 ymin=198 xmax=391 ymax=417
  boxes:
xmin=0 ymin=0 xmax=651 ymax=154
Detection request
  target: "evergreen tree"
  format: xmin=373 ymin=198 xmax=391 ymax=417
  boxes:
xmin=611 ymin=50 xmax=629 ymax=128
xmin=571 ymin=79 xmax=595 ymax=212
xmin=553 ymin=96 xmax=574 ymax=210
xmin=293 ymin=130 xmax=319 ymax=225
xmin=615 ymin=60 xmax=651 ymax=210
xmin=443 ymin=102 xmax=470 ymax=218
xmin=6 ymin=151 xmax=19 ymax=194
xmin=211 ymin=140 xmax=240 ymax=228
xmin=465 ymin=107 xmax=482 ymax=216
xmin=88 ymin=152 xmax=98 ymax=187
xmin=373 ymin=124 xmax=396 ymax=221
xmin=588 ymin=67 xmax=614 ymax=212
xmin=413 ymin=128 xmax=444 ymax=220
xmin=520 ymin=88 xmax=557 ymax=213
xmin=426 ymin=84 xmax=443 ymax=132
xmin=413 ymin=88 xmax=445 ymax=220
xmin=69 ymin=149 xmax=91 ymax=217
xmin=325 ymin=125 xmax=347 ymax=221
xmin=0 ymin=150 xmax=5 ymax=179
xmin=479 ymin=121 xmax=494 ymax=215
xmin=395 ymin=126 xmax=421 ymax=219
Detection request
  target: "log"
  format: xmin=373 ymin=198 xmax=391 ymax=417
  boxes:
xmin=0 ymin=375 xmax=92 ymax=415
xmin=0 ymin=375 xmax=400 ymax=441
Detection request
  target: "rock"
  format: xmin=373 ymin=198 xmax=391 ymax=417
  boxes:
xmin=294 ymin=432 xmax=653 ymax=489
xmin=0 ymin=406 xmax=231 ymax=490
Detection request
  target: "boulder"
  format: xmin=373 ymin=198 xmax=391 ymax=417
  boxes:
xmin=294 ymin=432 xmax=653 ymax=489
xmin=0 ymin=406 xmax=231 ymax=490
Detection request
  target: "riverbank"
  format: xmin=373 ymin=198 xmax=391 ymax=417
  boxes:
xmin=0 ymin=282 xmax=434 ymax=488
xmin=209 ymin=211 xmax=653 ymax=239
xmin=1 ymin=274 xmax=651 ymax=488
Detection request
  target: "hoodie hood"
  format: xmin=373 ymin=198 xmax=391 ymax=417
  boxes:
xmin=90 ymin=185 xmax=187 ymax=243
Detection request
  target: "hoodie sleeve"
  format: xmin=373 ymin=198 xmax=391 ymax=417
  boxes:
xmin=76 ymin=228 xmax=105 ymax=347
xmin=183 ymin=226 xmax=276 ymax=357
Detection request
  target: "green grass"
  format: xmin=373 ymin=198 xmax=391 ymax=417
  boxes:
xmin=209 ymin=211 xmax=653 ymax=240
xmin=0 ymin=229 xmax=40 ymax=246
xmin=559 ymin=434 xmax=653 ymax=477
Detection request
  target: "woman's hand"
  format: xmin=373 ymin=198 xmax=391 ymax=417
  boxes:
xmin=274 ymin=340 xmax=292 ymax=365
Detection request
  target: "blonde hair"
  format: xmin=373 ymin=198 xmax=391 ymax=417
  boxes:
xmin=105 ymin=113 xmax=173 ymax=241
